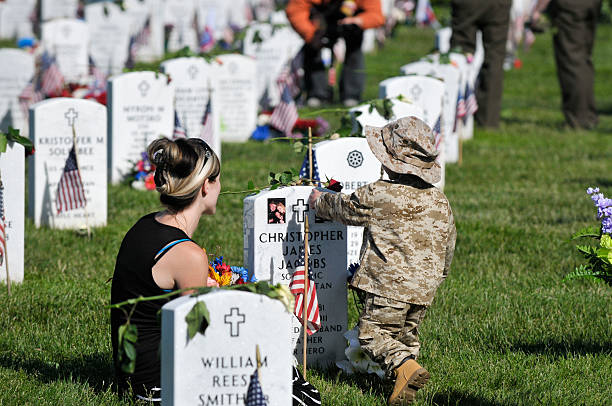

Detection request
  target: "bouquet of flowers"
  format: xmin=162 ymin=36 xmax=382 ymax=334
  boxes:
xmin=129 ymin=151 xmax=156 ymax=191
xmin=565 ymin=187 xmax=612 ymax=286
xmin=207 ymin=255 xmax=257 ymax=287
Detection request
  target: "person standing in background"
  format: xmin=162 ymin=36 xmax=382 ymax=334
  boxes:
xmin=286 ymin=0 xmax=384 ymax=107
xmin=451 ymin=0 xmax=512 ymax=129
xmin=532 ymin=0 xmax=602 ymax=129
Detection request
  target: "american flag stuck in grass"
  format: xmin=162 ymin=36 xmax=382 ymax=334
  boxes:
xmin=56 ymin=145 xmax=87 ymax=214
xmin=289 ymin=250 xmax=321 ymax=335
xmin=200 ymin=95 xmax=214 ymax=144
xmin=270 ymin=84 xmax=298 ymax=136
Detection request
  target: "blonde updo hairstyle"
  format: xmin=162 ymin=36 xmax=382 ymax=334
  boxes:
xmin=147 ymin=137 xmax=220 ymax=213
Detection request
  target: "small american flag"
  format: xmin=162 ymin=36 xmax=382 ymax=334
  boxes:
xmin=88 ymin=56 xmax=107 ymax=92
xmin=270 ymin=84 xmax=298 ymax=136
xmin=56 ymin=145 xmax=87 ymax=214
xmin=40 ymin=51 xmax=64 ymax=96
xmin=199 ymin=96 xmax=214 ymax=144
xmin=464 ymin=82 xmax=478 ymax=118
xmin=289 ymin=250 xmax=321 ymax=335
xmin=245 ymin=371 xmax=268 ymax=406
xmin=299 ymin=152 xmax=320 ymax=185
xmin=432 ymin=115 xmax=442 ymax=152
xmin=0 ymin=181 xmax=6 ymax=266
xmin=19 ymin=80 xmax=44 ymax=119
xmin=456 ymin=88 xmax=466 ymax=119
xmin=173 ymin=110 xmax=187 ymax=139
xmin=129 ymin=17 xmax=151 ymax=62
xmin=199 ymin=25 xmax=215 ymax=53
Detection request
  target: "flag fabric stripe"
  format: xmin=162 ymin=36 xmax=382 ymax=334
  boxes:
xmin=432 ymin=116 xmax=442 ymax=151
xmin=290 ymin=250 xmax=321 ymax=336
xmin=200 ymin=96 xmax=214 ymax=143
xmin=56 ymin=145 xmax=87 ymax=214
xmin=270 ymin=85 xmax=298 ymax=135
xmin=173 ymin=111 xmax=187 ymax=139
xmin=40 ymin=51 xmax=64 ymax=96
xmin=465 ymin=82 xmax=478 ymax=117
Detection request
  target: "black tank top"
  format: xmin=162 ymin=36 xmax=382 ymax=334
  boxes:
xmin=110 ymin=212 xmax=192 ymax=398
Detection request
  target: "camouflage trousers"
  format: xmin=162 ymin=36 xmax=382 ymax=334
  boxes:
xmin=358 ymin=293 xmax=428 ymax=378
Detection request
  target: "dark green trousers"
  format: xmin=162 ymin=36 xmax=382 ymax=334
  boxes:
xmin=450 ymin=0 xmax=512 ymax=128
xmin=550 ymin=0 xmax=601 ymax=129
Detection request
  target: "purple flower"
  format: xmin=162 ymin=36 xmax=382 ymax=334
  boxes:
xmin=588 ymin=187 xmax=612 ymax=235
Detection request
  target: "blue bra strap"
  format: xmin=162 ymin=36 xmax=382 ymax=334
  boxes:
xmin=155 ymin=238 xmax=191 ymax=260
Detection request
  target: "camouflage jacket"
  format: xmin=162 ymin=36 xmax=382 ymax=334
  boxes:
xmin=315 ymin=178 xmax=456 ymax=306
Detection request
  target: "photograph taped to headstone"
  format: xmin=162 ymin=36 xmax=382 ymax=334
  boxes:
xmin=268 ymin=198 xmax=286 ymax=224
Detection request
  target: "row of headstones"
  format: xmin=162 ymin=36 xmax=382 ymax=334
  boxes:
xmin=27 ymin=4 xmax=302 ymax=79
xmin=0 ymin=53 xmax=257 ymax=284
xmin=0 ymin=0 xmax=277 ymax=42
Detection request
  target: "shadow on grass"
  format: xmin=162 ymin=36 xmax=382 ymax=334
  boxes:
xmin=315 ymin=365 xmax=391 ymax=398
xmin=0 ymin=351 xmax=115 ymax=394
xmin=430 ymin=390 xmax=518 ymax=406
xmin=507 ymin=340 xmax=612 ymax=357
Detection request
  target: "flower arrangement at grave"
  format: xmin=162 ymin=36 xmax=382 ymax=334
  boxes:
xmin=564 ymin=187 xmax=612 ymax=286
xmin=127 ymin=152 xmax=156 ymax=191
xmin=207 ymin=254 xmax=257 ymax=287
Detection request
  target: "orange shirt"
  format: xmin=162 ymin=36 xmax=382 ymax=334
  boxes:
xmin=286 ymin=0 xmax=385 ymax=43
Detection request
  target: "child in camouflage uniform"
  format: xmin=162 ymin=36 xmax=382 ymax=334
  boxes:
xmin=309 ymin=116 xmax=456 ymax=405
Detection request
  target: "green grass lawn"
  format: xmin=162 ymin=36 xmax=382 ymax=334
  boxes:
xmin=1 ymin=19 xmax=611 ymax=406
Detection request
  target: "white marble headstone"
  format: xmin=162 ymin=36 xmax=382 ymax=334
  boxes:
xmin=243 ymin=23 xmax=303 ymax=107
xmin=0 ymin=0 xmax=35 ymax=39
xmin=160 ymin=57 xmax=220 ymax=155
xmin=164 ymin=0 xmax=199 ymax=52
xmin=124 ymin=0 xmax=165 ymax=63
xmin=85 ymin=2 xmax=131 ymax=76
xmin=41 ymin=19 xmax=89 ymax=84
xmin=213 ymin=54 xmax=257 ymax=142
xmin=400 ymin=61 xmax=461 ymax=163
xmin=29 ymin=98 xmax=107 ymax=229
xmin=40 ymin=0 xmax=78 ymax=22
xmin=107 ymin=71 xmax=174 ymax=184
xmin=0 ymin=49 xmax=34 ymax=137
xmin=0 ymin=142 xmax=24 ymax=284
xmin=309 ymin=138 xmax=384 ymax=266
xmin=244 ymin=186 xmax=348 ymax=367
xmin=350 ymin=98 xmax=426 ymax=135
xmin=196 ymin=0 xmax=249 ymax=38
xmin=161 ymin=290 xmax=292 ymax=406
xmin=435 ymin=27 xmax=452 ymax=54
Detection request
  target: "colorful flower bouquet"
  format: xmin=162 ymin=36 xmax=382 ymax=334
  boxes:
xmin=129 ymin=151 xmax=156 ymax=191
xmin=207 ymin=255 xmax=257 ymax=287
xmin=565 ymin=187 xmax=612 ymax=286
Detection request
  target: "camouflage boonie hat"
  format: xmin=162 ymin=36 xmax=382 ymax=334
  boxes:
xmin=365 ymin=116 xmax=441 ymax=184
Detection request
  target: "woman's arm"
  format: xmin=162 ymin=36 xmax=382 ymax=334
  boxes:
xmin=153 ymin=242 xmax=209 ymax=295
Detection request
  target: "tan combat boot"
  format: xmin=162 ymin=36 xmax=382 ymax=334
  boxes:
xmin=387 ymin=359 xmax=430 ymax=405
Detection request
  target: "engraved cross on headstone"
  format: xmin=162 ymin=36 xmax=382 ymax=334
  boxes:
xmin=188 ymin=65 xmax=198 ymax=80
xmin=292 ymin=199 xmax=309 ymax=223
xmin=410 ymin=85 xmax=422 ymax=100
xmin=224 ymin=307 xmax=245 ymax=337
xmin=138 ymin=80 xmax=150 ymax=97
xmin=64 ymin=108 xmax=78 ymax=127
